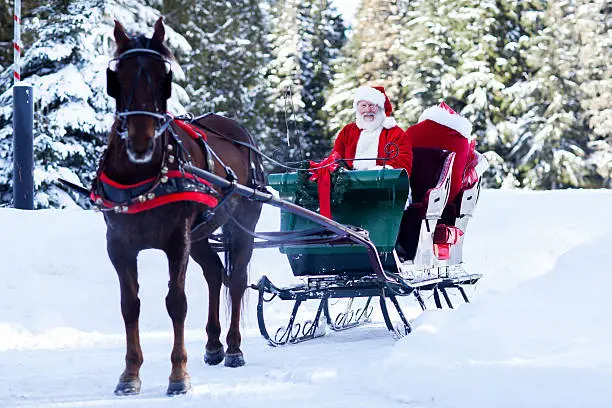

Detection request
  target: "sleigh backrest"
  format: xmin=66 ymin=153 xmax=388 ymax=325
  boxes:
xmin=410 ymin=147 xmax=454 ymax=205
xmin=406 ymin=120 xmax=473 ymax=203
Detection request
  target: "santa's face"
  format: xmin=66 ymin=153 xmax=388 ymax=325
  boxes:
xmin=356 ymin=100 xmax=385 ymax=131
xmin=357 ymin=100 xmax=380 ymax=122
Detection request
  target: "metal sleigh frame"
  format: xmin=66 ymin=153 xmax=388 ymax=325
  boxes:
xmin=185 ymin=164 xmax=482 ymax=346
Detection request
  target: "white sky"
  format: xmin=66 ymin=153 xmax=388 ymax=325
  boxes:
xmin=332 ymin=0 xmax=359 ymax=25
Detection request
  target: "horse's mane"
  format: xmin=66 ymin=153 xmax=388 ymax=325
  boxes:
xmin=115 ymin=34 xmax=175 ymax=61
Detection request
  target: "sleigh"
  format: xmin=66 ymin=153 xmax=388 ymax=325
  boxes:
xmin=193 ymin=137 xmax=486 ymax=345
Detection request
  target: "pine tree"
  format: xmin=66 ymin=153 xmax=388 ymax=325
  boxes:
xmin=162 ymin=0 xmax=270 ymax=140
xmin=393 ymin=0 xmax=458 ymax=124
xmin=325 ymin=0 xmax=404 ymax=136
xmin=502 ymin=0 xmax=598 ymax=188
xmin=0 ymin=0 xmax=190 ymax=207
xmin=576 ymin=0 xmax=612 ymax=186
xmin=296 ymin=1 xmax=346 ymax=159
xmin=0 ymin=0 xmax=14 ymax=72
xmin=445 ymin=0 xmax=535 ymax=188
xmin=263 ymin=0 xmax=304 ymax=166
xmin=264 ymin=0 xmax=345 ymax=167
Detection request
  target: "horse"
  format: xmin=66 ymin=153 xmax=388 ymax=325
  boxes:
xmin=96 ymin=18 xmax=265 ymax=395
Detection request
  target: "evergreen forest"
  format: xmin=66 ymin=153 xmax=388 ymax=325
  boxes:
xmin=0 ymin=0 xmax=609 ymax=207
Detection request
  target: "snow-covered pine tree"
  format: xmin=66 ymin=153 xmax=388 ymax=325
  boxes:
xmin=438 ymin=0 xmax=532 ymax=188
xmin=296 ymin=0 xmax=346 ymax=160
xmin=264 ymin=0 xmax=306 ymax=166
xmin=325 ymin=0 xmax=405 ymax=136
xmin=0 ymin=0 xmax=190 ymax=207
xmin=162 ymin=0 xmax=270 ymax=141
xmin=501 ymin=0 xmax=599 ymax=189
xmin=0 ymin=0 xmax=14 ymax=72
xmin=264 ymin=0 xmax=345 ymax=167
xmin=576 ymin=0 xmax=612 ymax=187
xmin=393 ymin=0 xmax=458 ymax=124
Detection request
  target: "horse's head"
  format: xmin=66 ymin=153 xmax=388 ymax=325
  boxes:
xmin=108 ymin=18 xmax=173 ymax=163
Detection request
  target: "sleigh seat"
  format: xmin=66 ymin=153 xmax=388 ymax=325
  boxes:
xmin=396 ymin=147 xmax=454 ymax=268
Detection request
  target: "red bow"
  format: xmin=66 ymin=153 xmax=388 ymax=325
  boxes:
xmin=308 ymin=151 xmax=341 ymax=218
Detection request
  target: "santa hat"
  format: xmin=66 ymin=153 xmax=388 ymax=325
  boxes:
xmin=353 ymin=86 xmax=397 ymax=129
xmin=418 ymin=102 xmax=474 ymax=139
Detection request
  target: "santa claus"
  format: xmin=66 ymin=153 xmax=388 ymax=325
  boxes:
xmin=332 ymin=86 xmax=412 ymax=175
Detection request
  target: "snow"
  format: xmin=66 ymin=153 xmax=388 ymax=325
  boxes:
xmin=1 ymin=189 xmax=612 ymax=407
xmin=332 ymin=0 xmax=358 ymax=25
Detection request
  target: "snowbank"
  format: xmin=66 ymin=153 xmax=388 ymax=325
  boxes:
xmin=1 ymin=189 xmax=611 ymax=407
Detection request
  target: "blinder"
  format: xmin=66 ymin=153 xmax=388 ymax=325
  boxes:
xmin=106 ymin=67 xmax=120 ymax=99
xmin=107 ymin=68 xmax=172 ymax=101
xmin=163 ymin=70 xmax=172 ymax=100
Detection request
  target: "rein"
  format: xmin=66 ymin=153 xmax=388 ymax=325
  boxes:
xmin=189 ymin=117 xmax=399 ymax=172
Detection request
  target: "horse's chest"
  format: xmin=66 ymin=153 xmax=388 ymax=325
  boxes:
xmin=104 ymin=207 xmax=191 ymax=250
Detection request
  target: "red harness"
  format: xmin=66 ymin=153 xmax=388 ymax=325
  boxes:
xmin=173 ymin=118 xmax=208 ymax=141
xmin=91 ymin=119 xmax=218 ymax=214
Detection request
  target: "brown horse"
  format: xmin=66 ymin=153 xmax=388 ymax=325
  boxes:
xmin=97 ymin=18 xmax=265 ymax=395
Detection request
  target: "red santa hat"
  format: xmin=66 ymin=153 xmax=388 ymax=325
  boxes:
xmin=418 ymin=101 xmax=474 ymax=139
xmin=353 ymin=86 xmax=397 ymax=129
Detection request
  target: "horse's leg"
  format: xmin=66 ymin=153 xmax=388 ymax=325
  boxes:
xmin=224 ymin=202 xmax=262 ymax=367
xmin=164 ymin=229 xmax=192 ymax=395
xmin=108 ymin=240 xmax=143 ymax=395
xmin=190 ymin=240 xmax=225 ymax=365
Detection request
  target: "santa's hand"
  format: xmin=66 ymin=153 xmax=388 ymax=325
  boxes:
xmin=372 ymin=165 xmax=387 ymax=170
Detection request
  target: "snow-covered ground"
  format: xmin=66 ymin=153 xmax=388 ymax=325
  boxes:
xmin=1 ymin=189 xmax=612 ymax=407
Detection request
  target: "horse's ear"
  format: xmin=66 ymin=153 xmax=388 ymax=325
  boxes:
xmin=113 ymin=20 xmax=129 ymax=49
xmin=152 ymin=17 xmax=165 ymax=44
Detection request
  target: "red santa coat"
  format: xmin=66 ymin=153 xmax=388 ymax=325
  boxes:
xmin=332 ymin=123 xmax=413 ymax=175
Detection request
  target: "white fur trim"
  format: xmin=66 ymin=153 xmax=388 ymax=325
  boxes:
xmin=354 ymin=127 xmax=382 ymax=170
xmin=418 ymin=105 xmax=474 ymax=139
xmin=383 ymin=116 xmax=397 ymax=129
xmin=353 ymin=86 xmax=386 ymax=109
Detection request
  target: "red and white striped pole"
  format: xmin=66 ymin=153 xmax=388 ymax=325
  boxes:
xmin=13 ymin=0 xmax=21 ymax=82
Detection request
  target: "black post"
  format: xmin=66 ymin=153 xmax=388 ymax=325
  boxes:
xmin=12 ymin=84 xmax=34 ymax=209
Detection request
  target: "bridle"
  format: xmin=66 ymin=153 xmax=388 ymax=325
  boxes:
xmin=106 ymin=47 xmax=174 ymax=140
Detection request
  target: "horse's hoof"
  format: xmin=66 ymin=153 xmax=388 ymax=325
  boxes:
xmin=114 ymin=378 xmax=141 ymax=396
xmin=224 ymin=352 xmax=245 ymax=368
xmin=204 ymin=347 xmax=225 ymax=366
xmin=167 ymin=377 xmax=191 ymax=396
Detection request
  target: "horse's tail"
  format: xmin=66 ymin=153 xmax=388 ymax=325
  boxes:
xmin=221 ymin=230 xmax=231 ymax=287
xmin=221 ymin=227 xmax=250 ymax=324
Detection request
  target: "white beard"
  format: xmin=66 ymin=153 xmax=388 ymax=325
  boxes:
xmin=353 ymin=109 xmax=385 ymax=169
xmin=355 ymin=109 xmax=386 ymax=131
